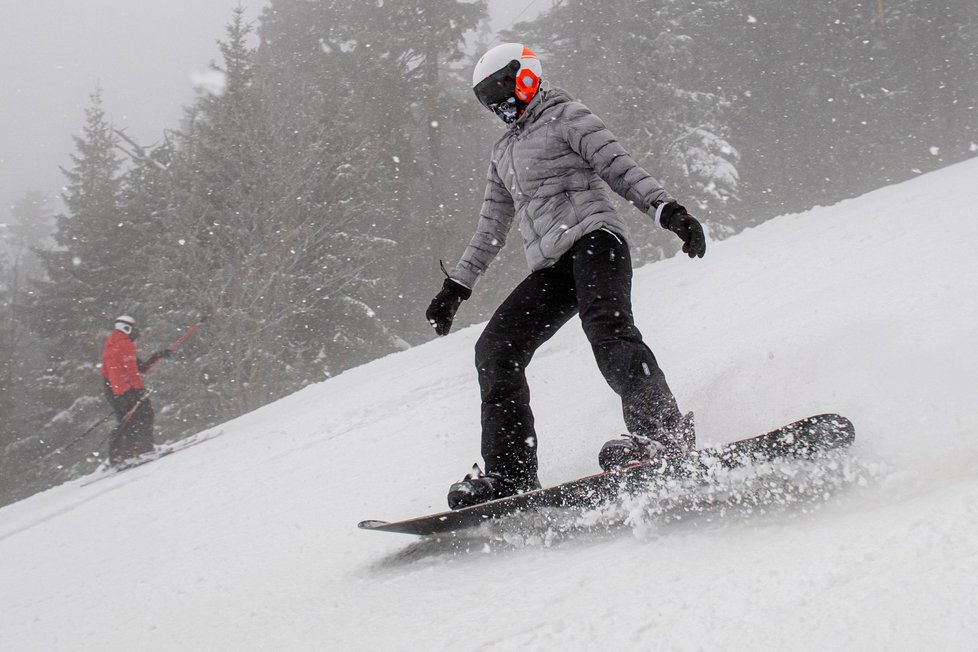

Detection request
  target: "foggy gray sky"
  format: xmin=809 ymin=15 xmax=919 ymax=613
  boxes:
xmin=0 ymin=1 xmax=273 ymax=215
xmin=0 ymin=0 xmax=540 ymax=217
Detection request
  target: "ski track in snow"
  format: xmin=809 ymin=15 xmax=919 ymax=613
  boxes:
xmin=1 ymin=159 xmax=977 ymax=650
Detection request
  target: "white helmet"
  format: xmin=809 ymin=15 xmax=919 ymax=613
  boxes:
xmin=114 ymin=315 xmax=136 ymax=335
xmin=472 ymin=43 xmax=542 ymax=123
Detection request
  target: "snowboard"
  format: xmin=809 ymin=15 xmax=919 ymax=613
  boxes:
xmin=358 ymin=413 xmax=855 ymax=537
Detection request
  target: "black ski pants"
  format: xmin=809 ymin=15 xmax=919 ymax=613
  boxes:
xmin=104 ymin=381 xmax=155 ymax=464
xmin=475 ymin=229 xmax=681 ymax=487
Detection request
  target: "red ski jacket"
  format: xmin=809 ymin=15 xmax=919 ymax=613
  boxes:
xmin=101 ymin=330 xmax=145 ymax=395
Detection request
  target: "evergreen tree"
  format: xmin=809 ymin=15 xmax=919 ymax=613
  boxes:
xmin=139 ymin=7 xmax=412 ymax=424
xmin=870 ymin=0 xmax=978 ymax=171
xmin=698 ymin=0 xmax=978 ymax=216
xmin=256 ymin=0 xmax=495 ymax=342
xmin=17 ymin=88 xmax=132 ymax=492
xmin=516 ymin=0 xmax=741 ymax=259
xmin=0 ymin=192 xmax=55 ymax=503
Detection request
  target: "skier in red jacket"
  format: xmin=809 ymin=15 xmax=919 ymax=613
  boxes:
xmin=101 ymin=315 xmax=170 ymax=464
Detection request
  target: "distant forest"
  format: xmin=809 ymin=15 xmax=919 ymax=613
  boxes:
xmin=2 ymin=0 xmax=976 ymax=504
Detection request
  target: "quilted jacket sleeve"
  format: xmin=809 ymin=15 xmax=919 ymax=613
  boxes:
xmin=559 ymin=101 xmax=674 ymax=215
xmin=451 ymin=156 xmax=516 ymax=289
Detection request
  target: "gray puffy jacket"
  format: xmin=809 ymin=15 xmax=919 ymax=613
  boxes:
xmin=451 ymin=87 xmax=675 ymax=289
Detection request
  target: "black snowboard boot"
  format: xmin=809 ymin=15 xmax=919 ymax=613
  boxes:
xmin=598 ymin=412 xmax=695 ymax=472
xmin=447 ymin=464 xmax=541 ymax=510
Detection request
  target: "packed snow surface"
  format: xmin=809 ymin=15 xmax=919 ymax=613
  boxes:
xmin=2 ymin=159 xmax=977 ymax=650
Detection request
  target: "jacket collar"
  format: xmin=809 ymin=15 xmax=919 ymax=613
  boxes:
xmin=510 ymin=87 xmax=573 ymax=129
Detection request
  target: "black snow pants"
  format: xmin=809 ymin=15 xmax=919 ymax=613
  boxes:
xmin=475 ymin=229 xmax=681 ymax=488
xmin=104 ymin=381 xmax=155 ymax=464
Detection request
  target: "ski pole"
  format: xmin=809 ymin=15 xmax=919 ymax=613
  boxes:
xmin=47 ymin=314 xmax=205 ymax=463
xmin=52 ymin=389 xmax=151 ymax=459
xmin=119 ymin=389 xmax=152 ymax=424
xmin=141 ymin=314 xmax=209 ymax=375
xmin=168 ymin=316 xmax=206 ymax=349
xmin=57 ymin=412 xmax=115 ymax=454
xmin=91 ymin=390 xmax=154 ymax=459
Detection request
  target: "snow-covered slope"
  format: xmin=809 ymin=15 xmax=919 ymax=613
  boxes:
xmin=2 ymin=159 xmax=977 ymax=651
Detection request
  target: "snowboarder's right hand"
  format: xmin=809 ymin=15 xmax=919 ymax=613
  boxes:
xmin=658 ymin=202 xmax=707 ymax=259
xmin=426 ymin=278 xmax=471 ymax=336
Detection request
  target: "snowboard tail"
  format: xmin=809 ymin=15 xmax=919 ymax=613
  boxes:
xmin=358 ymin=413 xmax=855 ymax=537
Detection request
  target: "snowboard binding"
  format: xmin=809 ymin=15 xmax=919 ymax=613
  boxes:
xmin=598 ymin=412 xmax=695 ymax=472
xmin=447 ymin=464 xmax=541 ymax=510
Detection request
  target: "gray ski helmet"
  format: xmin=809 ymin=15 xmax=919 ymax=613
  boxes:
xmin=114 ymin=315 xmax=136 ymax=335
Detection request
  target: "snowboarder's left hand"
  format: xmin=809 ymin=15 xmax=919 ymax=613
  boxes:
xmin=658 ymin=202 xmax=706 ymax=258
xmin=426 ymin=278 xmax=472 ymax=336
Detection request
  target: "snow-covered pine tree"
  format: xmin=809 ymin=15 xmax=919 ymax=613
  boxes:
xmin=0 ymin=192 xmax=56 ymax=503
xmin=140 ymin=6 xmax=409 ymax=425
xmin=517 ymin=0 xmax=742 ymax=258
xmin=692 ymin=0 xmax=978 ymax=217
xmin=26 ymin=88 xmax=132 ymax=483
xmin=256 ymin=0 xmax=498 ymax=346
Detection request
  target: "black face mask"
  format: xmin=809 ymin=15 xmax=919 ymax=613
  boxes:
xmin=489 ymin=97 xmax=522 ymax=124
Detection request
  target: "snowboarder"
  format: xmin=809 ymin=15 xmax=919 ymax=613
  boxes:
xmin=100 ymin=315 xmax=170 ymax=464
xmin=425 ymin=43 xmax=707 ymax=509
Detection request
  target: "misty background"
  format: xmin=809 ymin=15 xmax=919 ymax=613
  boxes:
xmin=1 ymin=0 xmax=975 ymax=506
xmin=0 ymin=0 xmax=539 ymax=213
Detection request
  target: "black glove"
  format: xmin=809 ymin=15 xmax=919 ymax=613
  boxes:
xmin=658 ymin=202 xmax=706 ymax=259
xmin=143 ymin=349 xmax=172 ymax=369
xmin=425 ymin=278 xmax=471 ymax=336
